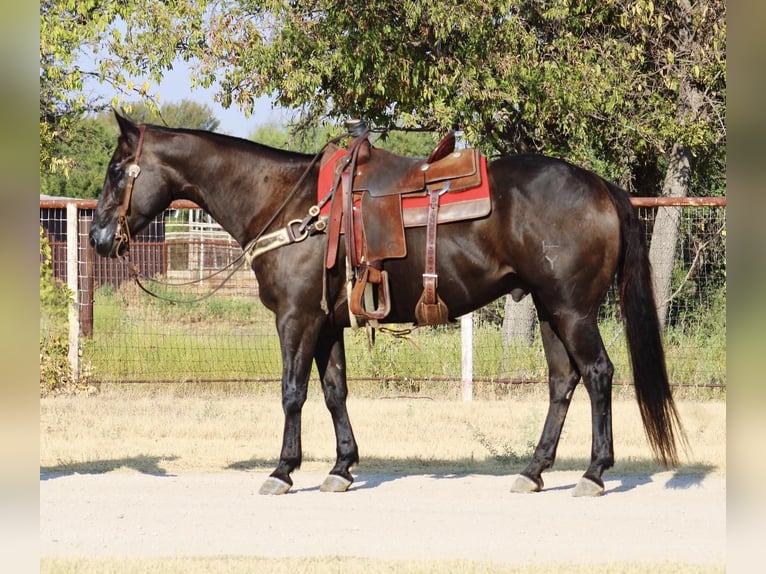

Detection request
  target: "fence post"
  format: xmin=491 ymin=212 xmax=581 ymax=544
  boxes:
xmin=66 ymin=203 xmax=80 ymax=381
xmin=461 ymin=312 xmax=473 ymax=401
xmin=78 ymin=213 xmax=94 ymax=336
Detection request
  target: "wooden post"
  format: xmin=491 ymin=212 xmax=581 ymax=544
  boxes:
xmin=78 ymin=215 xmax=94 ymax=337
xmin=461 ymin=312 xmax=473 ymax=401
xmin=66 ymin=203 xmax=79 ymax=381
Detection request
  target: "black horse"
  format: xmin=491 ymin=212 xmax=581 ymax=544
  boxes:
xmin=90 ymin=112 xmax=685 ymax=496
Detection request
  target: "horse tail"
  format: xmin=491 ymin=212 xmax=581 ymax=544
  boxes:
xmin=606 ymin=181 xmax=688 ymax=467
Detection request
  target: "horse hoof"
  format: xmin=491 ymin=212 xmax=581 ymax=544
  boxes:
xmin=510 ymin=474 xmax=542 ymax=493
xmin=573 ymin=476 xmax=604 ymax=497
xmin=320 ymin=474 xmax=353 ymax=493
xmin=259 ymin=476 xmax=292 ymax=495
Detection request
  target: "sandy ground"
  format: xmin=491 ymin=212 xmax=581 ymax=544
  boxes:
xmin=40 ymin=469 xmax=725 ymax=565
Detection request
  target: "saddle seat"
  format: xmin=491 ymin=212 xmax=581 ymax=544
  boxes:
xmin=318 ymin=125 xmax=491 ymax=325
xmin=349 ymin=133 xmax=481 ymax=198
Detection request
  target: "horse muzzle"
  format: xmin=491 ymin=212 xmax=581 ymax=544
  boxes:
xmin=89 ymin=219 xmax=129 ymax=258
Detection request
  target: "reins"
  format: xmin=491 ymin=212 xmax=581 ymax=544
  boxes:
xmin=122 ymin=129 xmax=350 ymax=304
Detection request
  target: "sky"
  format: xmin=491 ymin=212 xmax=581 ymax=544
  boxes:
xmin=146 ymin=64 xmax=289 ymax=138
xmin=82 ymin=58 xmax=288 ymax=139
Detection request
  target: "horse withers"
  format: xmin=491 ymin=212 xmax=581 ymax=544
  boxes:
xmin=90 ymin=112 xmax=686 ymax=496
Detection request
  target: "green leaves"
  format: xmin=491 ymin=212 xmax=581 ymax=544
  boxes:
xmin=41 ymin=102 xmax=219 ymax=199
xmin=42 ymin=0 xmax=725 ymax=196
xmin=40 ymin=0 xmax=211 ymax=169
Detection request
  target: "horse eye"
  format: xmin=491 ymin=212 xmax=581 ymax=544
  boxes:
xmin=108 ymin=164 xmax=122 ymax=183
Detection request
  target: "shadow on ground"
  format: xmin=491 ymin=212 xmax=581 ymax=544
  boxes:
xmin=40 ymin=455 xmax=179 ymax=480
xmin=225 ymin=455 xmax=718 ymax=494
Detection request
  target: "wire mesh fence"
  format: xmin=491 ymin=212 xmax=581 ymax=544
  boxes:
xmin=40 ymin=197 xmax=725 ymax=392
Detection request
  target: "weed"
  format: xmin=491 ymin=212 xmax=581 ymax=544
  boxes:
xmin=467 ymin=423 xmax=525 ymax=466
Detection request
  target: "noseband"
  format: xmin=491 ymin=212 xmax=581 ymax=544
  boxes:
xmin=114 ymin=125 xmax=147 ymax=254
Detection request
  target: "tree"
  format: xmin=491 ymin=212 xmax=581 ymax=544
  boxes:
xmin=250 ymin=121 xmax=342 ymax=153
xmin=41 ymin=101 xmax=220 ymax=199
xmin=191 ymin=1 xmax=724 ymax=214
xmin=250 ymin=121 xmax=439 ymax=156
xmin=198 ymin=1 xmax=542 ymax=152
xmin=42 ymin=0 xmax=725 ymax=327
xmin=43 ymin=1 xmax=724 ymax=183
xmin=502 ymin=295 xmax=537 ymax=348
xmin=616 ymin=0 xmax=726 ymax=327
xmin=119 ymin=100 xmax=221 ymax=132
xmin=200 ymin=1 xmax=724 ymax=334
xmin=40 ymin=0 xmax=211 ymax=170
xmin=40 ymin=115 xmax=115 ymax=198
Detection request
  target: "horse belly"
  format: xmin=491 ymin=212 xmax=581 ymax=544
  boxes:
xmin=380 ymin=221 xmax=515 ymax=322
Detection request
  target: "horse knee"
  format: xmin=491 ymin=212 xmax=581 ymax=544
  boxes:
xmin=282 ymin=386 xmax=308 ymax=415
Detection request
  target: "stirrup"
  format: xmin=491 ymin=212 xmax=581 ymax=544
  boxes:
xmin=349 ymin=266 xmax=391 ymax=320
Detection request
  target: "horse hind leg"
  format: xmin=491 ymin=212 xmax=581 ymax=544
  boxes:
xmin=557 ymin=315 xmax=615 ymax=497
xmin=315 ymin=327 xmax=359 ymax=492
xmin=511 ymin=318 xmax=580 ymax=493
xmin=573 ymin=341 xmax=615 ymax=497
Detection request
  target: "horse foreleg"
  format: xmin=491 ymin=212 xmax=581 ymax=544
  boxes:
xmin=512 ymin=319 xmax=580 ymax=494
xmin=314 ymin=327 xmax=359 ymax=492
xmin=259 ymin=315 xmax=321 ymax=496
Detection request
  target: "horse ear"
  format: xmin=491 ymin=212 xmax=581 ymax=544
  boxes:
xmin=113 ymin=109 xmax=139 ymax=142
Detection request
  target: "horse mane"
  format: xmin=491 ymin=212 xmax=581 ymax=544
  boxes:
xmin=142 ymin=122 xmax=317 ymax=162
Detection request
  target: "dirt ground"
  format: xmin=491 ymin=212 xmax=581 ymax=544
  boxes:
xmin=40 ymin=469 xmax=725 ymax=566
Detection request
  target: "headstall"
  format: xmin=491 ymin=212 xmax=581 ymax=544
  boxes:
xmin=114 ymin=125 xmax=147 ymax=254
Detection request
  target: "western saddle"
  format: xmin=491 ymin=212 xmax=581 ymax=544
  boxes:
xmin=321 ymin=120 xmax=489 ymax=326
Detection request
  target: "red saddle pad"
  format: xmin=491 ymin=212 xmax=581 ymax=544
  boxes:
xmin=317 ymin=147 xmax=491 ymax=227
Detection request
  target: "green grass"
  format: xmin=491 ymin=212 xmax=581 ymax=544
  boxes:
xmin=79 ymin=284 xmax=725 ymax=390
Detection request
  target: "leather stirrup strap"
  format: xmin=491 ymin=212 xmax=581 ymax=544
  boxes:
xmin=325 ymin=167 xmax=345 ymax=269
xmin=342 ymin=166 xmax=358 ymax=267
xmin=343 ymin=135 xmax=369 ymax=268
xmin=421 ymin=185 xmax=442 ymax=305
xmin=324 ymin=128 xmax=370 ymax=270
xmin=415 ymin=183 xmax=450 ymax=325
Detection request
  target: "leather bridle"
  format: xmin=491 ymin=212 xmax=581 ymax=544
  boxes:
xmin=114 ymin=125 xmax=147 ymax=255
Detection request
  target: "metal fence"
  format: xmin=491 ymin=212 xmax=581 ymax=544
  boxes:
xmin=40 ymin=197 xmax=726 ymax=393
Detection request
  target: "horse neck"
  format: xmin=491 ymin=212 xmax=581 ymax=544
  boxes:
xmin=157 ymin=130 xmax=315 ymax=246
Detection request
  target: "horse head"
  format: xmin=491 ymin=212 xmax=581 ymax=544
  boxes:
xmin=89 ymin=111 xmax=175 ymax=258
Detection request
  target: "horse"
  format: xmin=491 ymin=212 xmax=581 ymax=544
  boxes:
xmin=90 ymin=111 xmax=686 ymax=497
